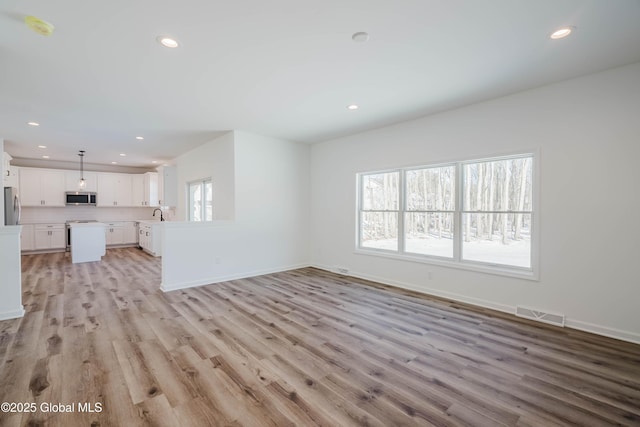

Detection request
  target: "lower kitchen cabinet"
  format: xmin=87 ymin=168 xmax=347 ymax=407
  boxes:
xmin=138 ymin=222 xmax=161 ymax=257
xmin=105 ymin=223 xmax=125 ymax=245
xmin=105 ymin=221 xmax=138 ymax=246
xmin=123 ymin=222 xmax=138 ymax=244
xmin=34 ymin=224 xmax=65 ymax=250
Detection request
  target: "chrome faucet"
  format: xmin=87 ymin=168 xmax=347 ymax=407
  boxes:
xmin=152 ymin=208 xmax=164 ymax=221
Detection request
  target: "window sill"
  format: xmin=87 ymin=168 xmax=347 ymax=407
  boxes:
xmin=354 ymin=247 xmax=539 ymax=281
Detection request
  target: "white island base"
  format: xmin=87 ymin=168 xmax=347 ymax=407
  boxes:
xmin=70 ymin=222 xmax=106 ymax=263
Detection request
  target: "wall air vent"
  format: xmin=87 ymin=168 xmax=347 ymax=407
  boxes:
xmin=515 ymin=306 xmax=565 ymax=327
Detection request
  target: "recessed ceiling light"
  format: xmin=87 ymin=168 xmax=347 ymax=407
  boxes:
xmin=347 ymin=104 xmax=359 ymax=110
xmin=28 ymin=122 xmax=40 ymax=126
xmin=151 ymin=161 xmax=158 ymax=164
xmin=157 ymin=36 xmax=179 ymax=48
xmin=550 ymin=26 xmax=574 ymax=39
xmin=111 ymin=161 xmax=118 ymax=164
xmin=37 ymin=145 xmax=47 ymax=149
xmin=136 ymin=136 xmax=144 ymax=140
xmin=352 ymin=32 xmax=369 ymax=43
xmin=42 ymin=155 xmax=49 ymax=159
xmin=119 ymin=153 xmax=126 ymax=157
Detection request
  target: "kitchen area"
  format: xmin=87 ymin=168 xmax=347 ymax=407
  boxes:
xmin=4 ymin=151 xmax=176 ymax=263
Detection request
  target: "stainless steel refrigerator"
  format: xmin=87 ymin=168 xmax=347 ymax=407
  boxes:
xmin=4 ymin=187 xmax=21 ymax=225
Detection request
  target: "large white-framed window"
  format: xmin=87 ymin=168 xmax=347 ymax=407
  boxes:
xmin=357 ymin=153 xmax=536 ymax=278
xmin=405 ymin=164 xmax=456 ymax=259
xmin=188 ymin=178 xmax=213 ymax=222
xmin=359 ymin=171 xmax=400 ymax=251
xmin=461 ymin=156 xmax=533 ymax=269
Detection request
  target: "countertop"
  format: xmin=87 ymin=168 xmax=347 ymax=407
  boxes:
xmin=67 ymin=222 xmax=107 ymax=227
xmin=20 ymin=219 xmax=165 ymax=225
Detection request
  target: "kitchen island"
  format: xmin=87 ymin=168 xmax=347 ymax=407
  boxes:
xmin=69 ymin=222 xmax=106 ymax=263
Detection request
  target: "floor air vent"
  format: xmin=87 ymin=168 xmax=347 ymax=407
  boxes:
xmin=515 ymin=306 xmax=565 ymax=327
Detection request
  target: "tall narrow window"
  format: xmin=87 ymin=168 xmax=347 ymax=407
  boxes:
xmin=405 ymin=165 xmax=455 ymax=258
xmin=462 ymin=156 xmax=532 ymax=268
xmin=359 ymin=171 xmax=400 ymax=251
xmin=188 ymin=178 xmax=213 ymax=221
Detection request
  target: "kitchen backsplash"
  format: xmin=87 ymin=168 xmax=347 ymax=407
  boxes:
xmin=20 ymin=206 xmax=176 ymax=224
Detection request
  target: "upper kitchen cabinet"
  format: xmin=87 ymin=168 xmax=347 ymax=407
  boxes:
xmin=65 ymin=170 xmax=97 ymax=192
xmin=132 ymin=172 xmax=158 ymax=207
xmin=3 ymin=152 xmax=18 ymax=188
xmin=97 ymin=173 xmax=132 ymax=207
xmin=19 ymin=168 xmax=66 ymax=207
xmin=157 ymin=166 xmax=177 ymax=207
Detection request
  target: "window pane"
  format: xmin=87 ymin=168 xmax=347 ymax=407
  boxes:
xmin=362 ymin=172 xmax=399 ymax=210
xmin=205 ymin=181 xmax=213 ymax=221
xmin=361 ymin=212 xmax=398 ymax=251
xmin=464 ymin=157 xmax=532 ymax=212
xmin=405 ymin=212 xmax=453 ymax=258
xmin=462 ymin=213 xmax=531 ymax=268
xmin=406 ymin=166 xmax=455 ymax=211
xmin=189 ymin=182 xmax=202 ymax=221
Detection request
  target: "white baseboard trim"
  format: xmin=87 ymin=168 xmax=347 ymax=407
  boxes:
xmin=565 ymin=319 xmax=640 ymax=345
xmin=309 ymin=263 xmax=640 ymax=345
xmin=160 ymin=263 xmax=311 ymax=293
xmin=0 ymin=306 xmax=25 ymax=321
xmin=311 ymin=263 xmax=513 ymax=314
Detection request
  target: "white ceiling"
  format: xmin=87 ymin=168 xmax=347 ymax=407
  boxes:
xmin=1 ymin=0 xmax=640 ymax=167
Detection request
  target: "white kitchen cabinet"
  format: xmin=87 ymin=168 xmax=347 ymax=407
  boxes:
xmin=34 ymin=224 xmax=65 ymax=250
xmin=7 ymin=166 xmax=19 ymax=188
xmin=123 ymin=222 xmax=138 ymax=244
xmin=105 ymin=223 xmax=125 ymax=245
xmin=156 ymin=166 xmax=177 ymax=207
xmin=131 ymin=173 xmax=158 ymax=207
xmin=2 ymin=152 xmax=10 ymax=182
xmin=145 ymin=172 xmax=159 ymax=206
xmin=19 ymin=168 xmax=66 ymax=207
xmin=97 ymin=173 xmax=132 ymax=207
xmin=105 ymin=221 xmax=138 ymax=246
xmin=65 ymin=170 xmax=97 ymax=192
xmin=138 ymin=222 xmax=162 ymax=256
xmin=131 ymin=175 xmax=145 ymax=206
xmin=3 ymin=153 xmax=18 ymax=188
xmin=20 ymin=224 xmax=35 ymax=251
xmin=138 ymin=225 xmax=148 ymax=250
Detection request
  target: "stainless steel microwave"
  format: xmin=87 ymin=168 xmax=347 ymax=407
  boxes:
xmin=65 ymin=192 xmax=97 ymax=206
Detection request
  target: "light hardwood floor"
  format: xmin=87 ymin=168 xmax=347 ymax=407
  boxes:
xmin=1 ymin=248 xmax=639 ymax=426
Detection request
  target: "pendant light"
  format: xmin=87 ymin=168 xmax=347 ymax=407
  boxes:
xmin=78 ymin=150 xmax=86 ymax=189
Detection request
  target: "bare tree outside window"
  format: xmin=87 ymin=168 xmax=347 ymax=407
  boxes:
xmin=357 ymin=154 xmax=534 ymax=273
xmin=405 ymin=165 xmax=455 ymax=258
xmin=462 ymin=157 xmax=532 ymax=268
xmin=360 ymin=172 xmax=399 ymax=250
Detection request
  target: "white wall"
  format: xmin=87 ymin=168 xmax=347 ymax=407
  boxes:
xmin=0 ymin=226 xmax=24 ymax=320
xmin=162 ymin=131 xmax=311 ymax=290
xmin=175 ymin=132 xmax=235 ymax=221
xmin=310 ymin=62 xmax=640 ymax=343
xmin=0 ymin=139 xmax=24 ymax=320
xmin=1 ymin=138 xmax=4 ymax=226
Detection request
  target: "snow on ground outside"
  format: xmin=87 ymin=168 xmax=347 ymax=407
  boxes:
xmin=362 ymin=237 xmax=530 ymax=268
